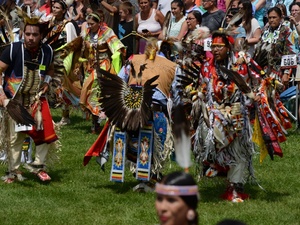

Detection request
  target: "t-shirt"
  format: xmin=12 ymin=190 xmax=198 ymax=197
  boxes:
xmin=246 ymin=18 xmax=261 ymax=56
xmin=234 ymin=26 xmax=246 ymax=39
xmin=158 ymin=0 xmax=171 ymax=16
xmin=119 ymin=20 xmax=134 ymax=59
xmin=202 ymin=10 xmax=225 ymax=32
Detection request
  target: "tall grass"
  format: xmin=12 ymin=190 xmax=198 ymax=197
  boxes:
xmin=0 ymin=109 xmax=299 ymax=225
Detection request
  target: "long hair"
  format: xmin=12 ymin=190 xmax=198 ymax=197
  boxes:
xmin=161 ymin=171 xmax=199 ymax=225
xmin=171 ymin=0 xmax=185 ymax=16
xmin=239 ymin=0 xmax=253 ymax=34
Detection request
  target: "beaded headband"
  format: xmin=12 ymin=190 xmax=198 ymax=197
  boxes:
xmin=87 ymin=13 xmax=101 ymax=22
xmin=212 ymin=36 xmax=226 ymax=45
xmin=155 ymin=183 xmax=199 ymax=196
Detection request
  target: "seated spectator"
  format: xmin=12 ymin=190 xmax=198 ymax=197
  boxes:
xmin=238 ymin=0 xmax=261 ymax=56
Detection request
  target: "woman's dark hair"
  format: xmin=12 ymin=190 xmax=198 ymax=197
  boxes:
xmin=289 ymin=2 xmax=300 ymax=13
xmin=238 ymin=0 xmax=253 ymax=34
xmin=54 ymin=0 xmax=68 ymax=10
xmin=171 ymin=0 xmax=185 ymax=16
xmin=267 ymin=6 xmax=282 ymax=18
xmin=189 ymin=10 xmax=202 ymax=25
xmin=276 ymin=3 xmax=287 ymax=17
xmin=227 ymin=8 xmax=243 ymax=26
xmin=160 ymin=171 xmax=199 ymax=225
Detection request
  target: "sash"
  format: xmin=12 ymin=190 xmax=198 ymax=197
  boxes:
xmin=110 ymin=131 xmax=127 ymax=182
xmin=136 ymin=123 xmax=153 ymax=181
xmin=25 ymin=97 xmax=58 ymax=145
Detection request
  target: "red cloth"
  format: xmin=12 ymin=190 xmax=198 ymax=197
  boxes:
xmin=83 ymin=120 xmax=110 ymax=166
xmin=25 ymin=97 xmax=58 ymax=145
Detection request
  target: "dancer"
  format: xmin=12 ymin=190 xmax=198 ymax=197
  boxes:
xmin=79 ymin=12 xmax=125 ymax=133
xmin=83 ymin=38 xmax=176 ymax=190
xmin=177 ymin=30 xmax=260 ymax=202
xmin=0 ymin=15 xmax=58 ymax=183
xmin=45 ymin=0 xmax=79 ymax=125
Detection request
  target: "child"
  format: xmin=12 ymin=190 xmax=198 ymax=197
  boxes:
xmin=118 ymin=1 xmax=134 ymax=59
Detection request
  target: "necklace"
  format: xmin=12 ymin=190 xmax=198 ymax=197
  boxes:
xmin=262 ymin=23 xmax=282 ymax=44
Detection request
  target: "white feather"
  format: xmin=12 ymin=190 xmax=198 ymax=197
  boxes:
xmin=174 ymin=130 xmax=192 ymax=169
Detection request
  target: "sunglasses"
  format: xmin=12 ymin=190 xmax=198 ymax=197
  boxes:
xmin=226 ymin=14 xmax=233 ymax=18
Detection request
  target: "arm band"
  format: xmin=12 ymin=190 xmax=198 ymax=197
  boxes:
xmin=44 ymin=75 xmax=52 ymax=84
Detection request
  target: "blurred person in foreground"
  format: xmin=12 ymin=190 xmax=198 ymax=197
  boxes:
xmin=155 ymin=171 xmax=199 ymax=225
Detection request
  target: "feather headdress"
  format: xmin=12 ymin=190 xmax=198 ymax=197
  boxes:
xmin=15 ymin=6 xmax=41 ymax=25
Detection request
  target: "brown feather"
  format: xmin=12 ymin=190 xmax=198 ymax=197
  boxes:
xmin=6 ymin=99 xmax=35 ymax=126
xmin=97 ymin=68 xmax=159 ymax=130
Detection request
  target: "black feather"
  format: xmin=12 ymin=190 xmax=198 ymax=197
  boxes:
xmin=218 ymin=66 xmax=251 ymax=93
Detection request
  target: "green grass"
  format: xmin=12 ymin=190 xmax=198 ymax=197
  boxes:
xmin=0 ymin=108 xmax=300 ymax=225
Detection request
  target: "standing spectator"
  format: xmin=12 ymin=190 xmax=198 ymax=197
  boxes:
xmin=184 ymin=0 xmax=204 ymax=15
xmin=251 ymin=0 xmax=266 ymax=28
xmin=218 ymin=0 xmax=226 ymax=11
xmin=157 ymin=0 xmax=172 ymax=16
xmin=99 ymin=0 xmax=122 ymax=35
xmin=202 ymin=0 xmax=225 ymax=32
xmin=289 ymin=2 xmax=300 ymax=31
xmin=159 ymin=0 xmax=188 ymax=41
xmin=135 ymin=0 xmax=164 ymax=53
xmin=39 ymin=0 xmax=52 ymax=16
xmin=118 ymin=1 xmax=134 ymax=59
xmin=22 ymin=0 xmax=46 ymax=20
xmin=225 ymin=8 xmax=246 ymax=46
xmin=238 ymin=0 xmax=261 ymax=56
xmin=68 ymin=0 xmax=88 ymax=28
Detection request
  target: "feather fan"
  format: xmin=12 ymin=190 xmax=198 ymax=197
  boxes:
xmin=172 ymin=104 xmax=192 ymax=171
xmin=0 ymin=5 xmax=13 ymax=43
xmin=97 ymin=68 xmax=159 ymax=131
xmin=218 ymin=66 xmax=251 ymax=93
xmin=4 ymin=99 xmax=35 ymax=126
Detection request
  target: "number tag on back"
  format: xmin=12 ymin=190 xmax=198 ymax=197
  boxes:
xmin=15 ymin=123 xmax=33 ymax=132
xmin=281 ymin=54 xmax=297 ymax=69
xmin=204 ymin=37 xmax=212 ymax=51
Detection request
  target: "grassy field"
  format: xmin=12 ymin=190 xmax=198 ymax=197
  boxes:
xmin=0 ymin=108 xmax=299 ymax=225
